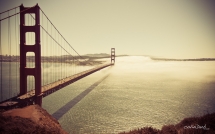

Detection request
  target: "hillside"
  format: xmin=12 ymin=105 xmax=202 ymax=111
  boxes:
xmin=0 ymin=105 xmax=67 ymax=134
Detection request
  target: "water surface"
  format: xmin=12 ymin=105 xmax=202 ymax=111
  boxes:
xmin=41 ymin=56 xmax=215 ymax=133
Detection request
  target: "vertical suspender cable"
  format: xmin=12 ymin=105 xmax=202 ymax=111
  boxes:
xmin=27 ymin=13 xmax=29 ymax=91
xmin=8 ymin=11 xmax=11 ymax=98
xmin=17 ymin=8 xmax=20 ymax=95
xmin=31 ymin=13 xmax=33 ymax=91
xmin=42 ymin=11 xmax=44 ymax=86
xmin=31 ymin=14 xmax=33 ymax=90
xmin=63 ymin=38 xmax=65 ymax=78
xmin=64 ymin=40 xmax=65 ymax=78
xmin=8 ymin=11 xmax=9 ymax=98
xmin=29 ymin=13 xmax=31 ymax=90
xmin=62 ymin=38 xmax=63 ymax=79
xmin=59 ymin=33 xmax=61 ymax=80
xmin=50 ymin=20 xmax=52 ymax=83
xmin=61 ymin=35 xmax=62 ymax=80
xmin=72 ymin=47 xmax=73 ymax=76
xmin=15 ymin=8 xmax=18 ymax=95
xmin=61 ymin=35 xmax=63 ymax=80
xmin=28 ymin=13 xmax=32 ymax=90
xmin=54 ymin=23 xmax=56 ymax=82
xmin=73 ymin=52 xmax=74 ymax=76
xmin=66 ymin=41 xmax=67 ymax=78
xmin=64 ymin=40 xmax=68 ymax=77
xmin=0 ymin=13 xmax=2 ymax=101
xmin=59 ymin=32 xmax=61 ymax=80
xmin=58 ymin=29 xmax=59 ymax=81
xmin=51 ymin=21 xmax=52 ymax=83
xmin=74 ymin=51 xmax=75 ymax=75
xmin=46 ymin=16 xmax=48 ymax=84
xmin=48 ymin=18 xmax=50 ymax=84
xmin=75 ymin=51 xmax=76 ymax=75
xmin=41 ymin=12 xmax=43 ymax=86
xmin=66 ymin=41 xmax=68 ymax=78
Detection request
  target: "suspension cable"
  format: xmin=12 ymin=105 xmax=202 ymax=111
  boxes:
xmin=40 ymin=25 xmax=76 ymax=60
xmin=0 ymin=5 xmax=20 ymax=14
xmin=0 ymin=5 xmax=36 ymax=22
xmin=39 ymin=8 xmax=90 ymax=63
xmin=28 ymin=12 xmax=91 ymax=66
xmin=29 ymin=14 xmax=83 ymax=64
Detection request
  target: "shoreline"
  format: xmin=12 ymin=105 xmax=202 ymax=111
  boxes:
xmin=120 ymin=112 xmax=215 ymax=134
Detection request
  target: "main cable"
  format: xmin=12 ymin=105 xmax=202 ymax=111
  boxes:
xmin=0 ymin=5 xmax=36 ymax=22
xmin=0 ymin=5 xmax=19 ymax=14
xmin=39 ymin=8 xmax=91 ymax=65
xmin=28 ymin=14 xmax=83 ymax=63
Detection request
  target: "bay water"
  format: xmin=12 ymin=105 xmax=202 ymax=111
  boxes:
xmin=41 ymin=56 xmax=215 ymax=133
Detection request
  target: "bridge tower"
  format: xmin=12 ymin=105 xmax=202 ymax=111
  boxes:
xmin=20 ymin=4 xmax=42 ymax=106
xmin=111 ymin=48 xmax=115 ymax=64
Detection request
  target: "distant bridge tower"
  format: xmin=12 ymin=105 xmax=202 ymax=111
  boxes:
xmin=20 ymin=4 xmax=42 ymax=106
xmin=111 ymin=48 xmax=115 ymax=64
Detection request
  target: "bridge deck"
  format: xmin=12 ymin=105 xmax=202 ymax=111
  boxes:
xmin=0 ymin=63 xmax=113 ymax=108
xmin=19 ymin=63 xmax=113 ymax=99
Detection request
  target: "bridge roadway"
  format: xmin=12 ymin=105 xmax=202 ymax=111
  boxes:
xmin=0 ymin=63 xmax=113 ymax=109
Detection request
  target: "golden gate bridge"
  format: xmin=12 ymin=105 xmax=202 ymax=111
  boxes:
xmin=0 ymin=4 xmax=115 ymax=109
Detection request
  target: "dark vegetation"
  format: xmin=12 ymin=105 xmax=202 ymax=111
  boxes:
xmin=120 ymin=112 xmax=215 ymax=134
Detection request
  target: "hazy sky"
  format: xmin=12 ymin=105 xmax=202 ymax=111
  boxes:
xmin=0 ymin=0 xmax=215 ymax=58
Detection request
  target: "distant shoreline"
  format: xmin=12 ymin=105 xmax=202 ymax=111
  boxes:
xmin=0 ymin=59 xmax=105 ymax=66
xmin=151 ymin=57 xmax=215 ymax=61
xmin=1 ymin=54 xmax=215 ymax=62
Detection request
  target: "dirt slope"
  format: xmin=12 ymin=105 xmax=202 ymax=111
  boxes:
xmin=0 ymin=105 xmax=68 ymax=134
